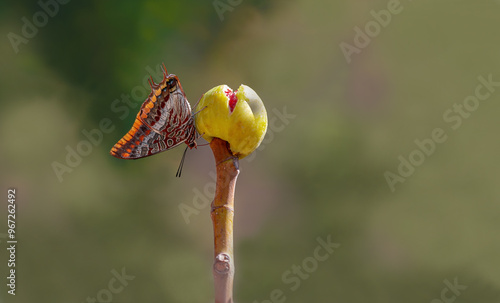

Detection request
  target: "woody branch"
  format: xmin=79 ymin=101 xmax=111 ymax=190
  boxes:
xmin=210 ymin=137 xmax=239 ymax=303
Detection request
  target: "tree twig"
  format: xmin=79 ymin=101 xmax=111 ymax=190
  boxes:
xmin=210 ymin=138 xmax=239 ymax=303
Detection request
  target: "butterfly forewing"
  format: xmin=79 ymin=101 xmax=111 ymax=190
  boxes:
xmin=110 ymin=66 xmax=197 ymax=159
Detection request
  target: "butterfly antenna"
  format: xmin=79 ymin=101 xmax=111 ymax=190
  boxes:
xmin=192 ymin=94 xmax=206 ymax=113
xmin=176 ymin=146 xmax=189 ymax=178
xmin=192 ymin=106 xmax=207 ymax=116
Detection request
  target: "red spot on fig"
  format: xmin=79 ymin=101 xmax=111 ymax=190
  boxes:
xmin=225 ymin=88 xmax=238 ymax=113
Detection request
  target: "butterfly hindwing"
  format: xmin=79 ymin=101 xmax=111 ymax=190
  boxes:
xmin=110 ymin=65 xmax=197 ymax=159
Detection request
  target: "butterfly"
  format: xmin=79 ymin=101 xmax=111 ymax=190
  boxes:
xmin=110 ymin=64 xmax=197 ymax=176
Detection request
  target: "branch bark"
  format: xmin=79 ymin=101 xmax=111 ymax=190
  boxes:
xmin=210 ymin=138 xmax=239 ymax=303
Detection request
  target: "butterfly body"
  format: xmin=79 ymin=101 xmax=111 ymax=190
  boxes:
xmin=110 ymin=65 xmax=197 ymax=159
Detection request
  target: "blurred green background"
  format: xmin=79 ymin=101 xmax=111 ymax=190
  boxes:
xmin=1 ymin=0 xmax=500 ymax=302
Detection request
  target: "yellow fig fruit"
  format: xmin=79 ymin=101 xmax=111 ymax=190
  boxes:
xmin=194 ymin=85 xmax=267 ymax=158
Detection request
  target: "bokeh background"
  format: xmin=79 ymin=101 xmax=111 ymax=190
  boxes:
xmin=1 ymin=1 xmax=500 ymax=302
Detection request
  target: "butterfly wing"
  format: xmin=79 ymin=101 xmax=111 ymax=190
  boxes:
xmin=110 ymin=69 xmax=197 ymax=159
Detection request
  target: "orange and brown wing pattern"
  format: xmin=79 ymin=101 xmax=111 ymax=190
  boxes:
xmin=110 ymin=65 xmax=197 ymax=159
